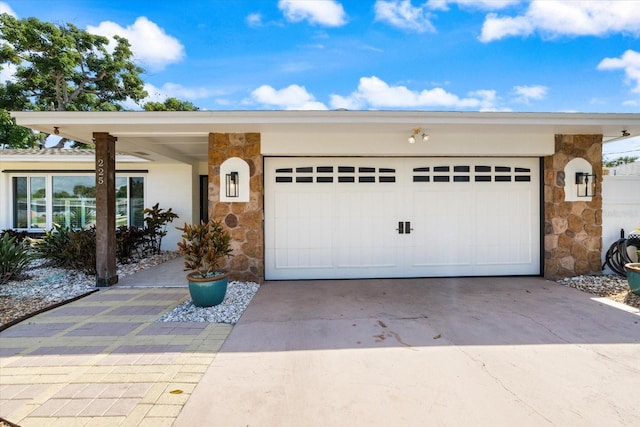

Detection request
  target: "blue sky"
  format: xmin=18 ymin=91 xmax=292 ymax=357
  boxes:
xmin=1 ymin=0 xmax=640 ymax=158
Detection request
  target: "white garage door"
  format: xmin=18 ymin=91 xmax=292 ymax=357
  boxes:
xmin=265 ymin=157 xmax=540 ymax=280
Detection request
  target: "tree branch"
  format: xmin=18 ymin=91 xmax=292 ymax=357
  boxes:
xmin=66 ymin=71 xmax=107 ymax=107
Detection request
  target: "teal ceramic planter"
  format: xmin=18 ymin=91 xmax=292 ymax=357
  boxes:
xmin=625 ymin=263 xmax=640 ymax=296
xmin=187 ymin=272 xmax=229 ymax=307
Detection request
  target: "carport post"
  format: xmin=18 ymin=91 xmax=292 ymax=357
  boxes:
xmin=94 ymin=132 xmax=118 ymax=287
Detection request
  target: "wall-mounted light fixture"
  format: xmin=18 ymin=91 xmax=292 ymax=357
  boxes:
xmin=408 ymin=127 xmax=429 ymax=144
xmin=53 ymin=126 xmax=60 ymax=135
xmin=225 ymin=171 xmax=239 ymax=198
xmin=575 ymin=172 xmax=596 ymax=197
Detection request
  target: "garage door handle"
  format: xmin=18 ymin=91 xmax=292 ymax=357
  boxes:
xmin=396 ymin=221 xmax=404 ymax=234
xmin=405 ymin=221 xmax=413 ymax=234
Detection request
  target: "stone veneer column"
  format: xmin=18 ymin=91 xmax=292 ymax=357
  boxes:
xmin=208 ymin=133 xmax=263 ymax=282
xmin=544 ymin=134 xmax=603 ymax=279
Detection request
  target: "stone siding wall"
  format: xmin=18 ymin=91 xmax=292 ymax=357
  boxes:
xmin=208 ymin=133 xmax=263 ymax=282
xmin=544 ymin=134 xmax=603 ymax=279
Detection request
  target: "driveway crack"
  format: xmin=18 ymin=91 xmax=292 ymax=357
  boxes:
xmin=457 ymin=347 xmax=557 ymax=426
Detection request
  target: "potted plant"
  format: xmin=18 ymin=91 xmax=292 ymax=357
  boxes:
xmin=626 ymin=254 xmax=640 ymax=296
xmin=176 ymin=218 xmax=233 ymax=307
xmin=624 ymin=231 xmax=640 ymax=296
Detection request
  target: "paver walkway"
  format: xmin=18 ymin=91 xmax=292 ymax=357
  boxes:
xmin=0 ymin=287 xmax=231 ymax=427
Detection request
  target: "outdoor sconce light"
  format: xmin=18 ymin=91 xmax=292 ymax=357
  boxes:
xmin=575 ymin=172 xmax=596 ymax=198
xmin=408 ymin=127 xmax=429 ymax=144
xmin=220 ymin=157 xmax=249 ymax=202
xmin=225 ymin=171 xmax=239 ymax=198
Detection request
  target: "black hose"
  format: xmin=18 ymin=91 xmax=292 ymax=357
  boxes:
xmin=602 ymin=229 xmax=638 ymax=276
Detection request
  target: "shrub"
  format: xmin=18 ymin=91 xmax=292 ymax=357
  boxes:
xmin=28 ymin=203 xmax=179 ymax=274
xmin=31 ymin=224 xmax=72 ymax=267
xmin=0 ymin=233 xmax=33 ymax=285
xmin=143 ymin=203 xmax=179 ymax=255
xmin=65 ymin=227 xmax=96 ymax=275
xmin=31 ymin=224 xmax=96 ymax=273
xmin=0 ymin=229 xmax=30 ymax=244
xmin=116 ymin=226 xmax=147 ymax=263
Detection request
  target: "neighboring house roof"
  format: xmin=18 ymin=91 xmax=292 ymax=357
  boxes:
xmin=608 ymin=161 xmax=640 ymax=176
xmin=0 ymin=148 xmax=148 ymax=163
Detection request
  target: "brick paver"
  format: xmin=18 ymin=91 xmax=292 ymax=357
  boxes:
xmin=0 ymin=287 xmax=232 ymax=426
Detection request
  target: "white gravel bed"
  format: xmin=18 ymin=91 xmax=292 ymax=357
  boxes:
xmin=1 ymin=252 xmax=181 ymax=303
xmin=1 ymin=251 xmax=260 ymax=326
xmin=158 ymin=281 xmax=260 ymax=324
xmin=557 ymin=274 xmax=629 ymax=295
xmin=557 ymin=273 xmax=640 ymax=309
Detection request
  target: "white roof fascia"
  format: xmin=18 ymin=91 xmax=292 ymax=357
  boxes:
xmin=11 ymin=110 xmax=640 ymax=147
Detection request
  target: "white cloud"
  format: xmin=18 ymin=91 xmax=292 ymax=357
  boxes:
xmin=0 ymin=1 xmax=16 ymax=16
xmin=427 ymin=0 xmax=520 ymax=11
xmin=513 ymin=84 xmax=548 ymax=103
xmin=246 ymin=13 xmax=263 ymax=27
xmin=480 ymin=0 xmax=640 ymax=42
xmin=468 ymin=89 xmax=502 ymax=111
xmin=278 ymin=0 xmax=347 ymax=27
xmin=251 ymin=84 xmax=328 ymax=110
xmin=330 ymin=76 xmax=498 ymax=110
xmin=374 ymin=0 xmax=436 ymax=33
xmin=87 ymin=17 xmax=185 ymax=71
xmin=481 ymin=14 xmax=533 ymax=41
xmin=598 ymin=50 xmax=640 ymax=93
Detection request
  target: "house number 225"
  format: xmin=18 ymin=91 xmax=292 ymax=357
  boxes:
xmin=97 ymin=158 xmax=105 ymax=185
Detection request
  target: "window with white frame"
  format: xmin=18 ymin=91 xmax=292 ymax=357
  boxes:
xmin=11 ymin=174 xmax=145 ymax=230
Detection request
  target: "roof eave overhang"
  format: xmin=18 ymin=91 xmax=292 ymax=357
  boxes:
xmin=11 ymin=110 xmax=640 ymax=151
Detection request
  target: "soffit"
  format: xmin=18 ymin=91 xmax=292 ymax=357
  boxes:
xmin=11 ymin=111 xmax=640 ymax=163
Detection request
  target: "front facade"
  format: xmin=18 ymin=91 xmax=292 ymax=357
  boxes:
xmin=7 ymin=111 xmax=640 ymax=284
xmin=0 ymin=149 xmax=194 ymax=252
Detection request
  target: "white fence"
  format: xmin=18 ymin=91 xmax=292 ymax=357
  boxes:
xmin=602 ymin=174 xmax=640 ymax=269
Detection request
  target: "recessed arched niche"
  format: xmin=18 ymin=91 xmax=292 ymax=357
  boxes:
xmin=220 ymin=157 xmax=250 ymax=202
xmin=564 ymin=157 xmax=594 ymax=202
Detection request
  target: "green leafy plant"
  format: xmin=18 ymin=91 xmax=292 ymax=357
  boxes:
xmin=0 ymin=233 xmax=34 ymax=285
xmin=31 ymin=224 xmax=96 ymax=273
xmin=116 ymin=225 xmax=147 ymax=263
xmin=31 ymin=224 xmax=72 ymax=267
xmin=0 ymin=229 xmax=30 ymax=244
xmin=143 ymin=203 xmax=179 ymax=255
xmin=176 ymin=218 xmax=232 ymax=278
xmin=64 ymin=227 xmax=97 ymax=274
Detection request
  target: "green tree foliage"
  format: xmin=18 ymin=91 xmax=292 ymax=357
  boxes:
xmin=0 ymin=108 xmax=42 ymax=148
xmin=0 ymin=13 xmax=148 ymax=148
xmin=0 ymin=81 xmax=44 ymax=148
xmin=73 ymin=184 xmax=96 ymax=198
xmin=604 ymin=156 xmax=638 ymax=167
xmin=143 ymin=97 xmax=199 ymax=111
xmin=0 ymin=14 xmax=147 ymax=111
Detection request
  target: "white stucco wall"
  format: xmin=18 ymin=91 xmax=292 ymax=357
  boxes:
xmin=261 ymin=130 xmax=556 ymax=157
xmin=145 ymin=162 xmax=193 ymax=250
xmin=602 ymin=174 xmax=640 ymax=267
xmin=0 ymin=159 xmax=193 ymax=251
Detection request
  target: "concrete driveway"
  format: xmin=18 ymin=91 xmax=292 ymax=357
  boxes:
xmin=175 ymin=277 xmax=640 ymax=427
